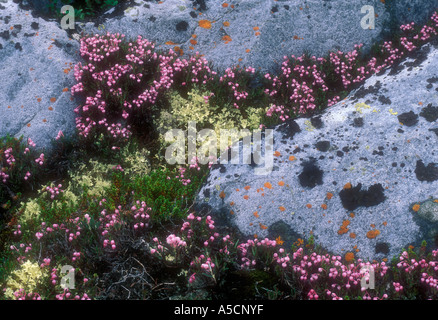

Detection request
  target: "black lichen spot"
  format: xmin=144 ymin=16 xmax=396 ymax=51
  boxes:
xmin=0 ymin=30 xmax=10 ymax=40
xmin=375 ymin=242 xmax=390 ymax=255
xmin=353 ymin=81 xmax=381 ymax=99
xmin=415 ymin=160 xmax=438 ymax=182
xmin=203 ymin=188 xmax=210 ymax=198
xmin=192 ymin=0 xmax=207 ymax=11
xmin=284 ymin=5 xmax=290 ymax=10
xmin=189 ymin=11 xmax=197 ymax=18
xmin=149 ymin=15 xmax=156 ymax=22
xmin=352 ymin=117 xmax=364 ymax=127
xmin=0 ymin=43 xmax=2 ymax=50
xmin=298 ymin=160 xmax=323 ymax=189
xmin=398 ymin=111 xmax=418 ymax=127
xmin=271 ymin=5 xmax=279 ymax=13
xmin=315 ymin=141 xmax=330 ymax=152
xmin=277 ymin=119 xmax=301 ymax=140
xmin=427 ymin=77 xmax=438 ymax=84
xmin=31 ymin=22 xmax=39 ymax=30
xmin=378 ymin=95 xmax=392 ymax=105
xmin=429 ymin=128 xmax=438 ymax=137
xmin=310 ymin=115 xmax=323 ymax=129
xmin=176 ymin=20 xmax=189 ymax=31
xmin=339 ymin=183 xmax=386 ymax=211
xmin=336 ymin=151 xmax=344 ymax=157
xmin=420 ymin=103 xmax=438 ymax=122
xmin=14 ymin=42 xmax=22 ymax=51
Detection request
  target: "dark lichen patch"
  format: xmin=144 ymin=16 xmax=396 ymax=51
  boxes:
xmin=30 ymin=22 xmax=39 ymax=30
xmin=310 ymin=115 xmax=323 ymax=129
xmin=352 ymin=117 xmax=364 ymax=127
xmin=0 ymin=30 xmax=10 ymax=40
xmin=336 ymin=151 xmax=344 ymax=157
xmin=375 ymin=242 xmax=390 ymax=255
xmin=315 ymin=141 xmax=330 ymax=152
xmin=429 ymin=128 xmax=438 ymax=137
xmin=203 ymin=188 xmax=210 ymax=198
xmin=339 ymin=183 xmax=386 ymax=211
xmin=176 ymin=20 xmax=189 ymax=31
xmin=397 ymin=111 xmax=418 ymax=127
xmin=192 ymin=0 xmax=207 ymax=11
xmin=211 ymin=163 xmax=227 ymax=174
xmin=378 ymin=95 xmax=392 ymax=105
xmin=277 ymin=119 xmax=301 ymax=140
xmin=14 ymin=42 xmax=22 ymax=51
xmin=353 ymin=81 xmax=381 ymax=99
xmin=415 ymin=160 xmax=438 ymax=182
xmin=189 ymin=11 xmax=197 ymax=18
xmin=420 ymin=103 xmax=438 ymax=122
xmin=298 ymin=160 xmax=323 ymax=189
xmin=427 ymin=77 xmax=438 ymax=84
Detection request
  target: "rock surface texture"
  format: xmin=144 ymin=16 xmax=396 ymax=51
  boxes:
xmin=196 ymin=41 xmax=438 ymax=261
xmin=0 ymin=0 xmax=80 ymax=151
xmin=80 ymin=0 xmax=438 ymax=72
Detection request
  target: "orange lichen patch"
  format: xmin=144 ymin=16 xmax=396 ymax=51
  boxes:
xmin=412 ymin=204 xmax=420 ymax=212
xmin=337 ymin=220 xmax=350 ymax=235
xmin=294 ymin=238 xmax=304 ymax=247
xmin=264 ymin=182 xmax=272 ymax=190
xmin=409 ymin=245 xmax=414 ymax=250
xmin=48 ymin=107 xmax=53 ymax=111
xmin=288 ymin=155 xmax=296 ymax=161
xmin=63 ymin=68 xmax=70 ymax=74
xmin=189 ymin=46 xmax=195 ymax=50
xmin=249 ymin=223 xmax=253 ymax=226
xmin=382 ymin=221 xmax=387 ymax=226
xmin=243 ymin=195 xmax=249 ymax=200
xmin=230 ymin=4 xmax=234 ymax=8
xmin=7 ymin=105 xmax=12 ymax=109
xmin=279 ymin=206 xmax=286 ymax=212
xmin=245 ymin=49 xmax=251 ymax=53
xmin=306 ymin=204 xmax=312 ymax=209
xmin=261 ymin=193 xmax=265 ymax=196
xmin=37 ymin=98 xmax=42 ymax=103
xmin=254 ymin=31 xmax=261 ymax=36
xmin=321 ymin=204 xmax=327 ymax=210
xmin=50 ymin=97 xmax=57 ymax=103
xmin=10 ymin=26 xmax=13 ymax=30
xmin=219 ymin=191 xmax=226 ymax=199
xmin=230 ymin=210 xmax=234 ymax=215
xmin=48 ymin=45 xmax=53 ymax=50
xmin=236 ymin=188 xmax=240 ymax=192
xmin=274 ymin=151 xmax=281 ymax=157
xmin=62 ymin=88 xmax=69 ymax=92
xmin=230 ymin=201 xmax=235 ymax=206
xmin=370 ymin=224 xmax=376 ymax=228
xmin=278 ymin=181 xmax=285 ymax=187
xmin=343 ymin=182 xmax=352 ymax=190
xmin=222 ymin=2 xmax=228 ymax=7
xmin=419 ymin=101 xmax=423 ymax=106
xmin=383 ymin=258 xmax=388 ymax=262
xmin=199 ymin=20 xmax=212 ymax=29
xmin=42 ymin=119 xmax=47 ymax=123
xmin=253 ymin=211 xmax=259 ymax=218
xmin=275 ymin=236 xmax=284 ymax=245
xmin=345 ymin=252 xmax=355 ymax=262
xmin=223 ymin=21 xmax=230 ymax=27
xmin=174 ymin=46 xmax=181 ymax=52
xmin=222 ymin=35 xmax=232 ymax=42
xmin=326 ymin=192 xmax=333 ymax=200
xmin=27 ymin=123 xmax=31 ymax=127
xmin=366 ymin=229 xmax=381 ymax=239
xmin=244 ymin=185 xmax=251 ymax=191
xmin=253 ymin=26 xmax=260 ymax=31
xmin=253 ymin=234 xmax=258 ymax=238
xmin=349 ymin=233 xmax=356 ymax=239
xmin=349 ymin=212 xmax=355 ymax=218
xmin=191 ymin=34 xmax=197 ymax=39
xmin=190 ymin=39 xmax=197 ymax=45
xmin=259 ymin=223 xmax=268 ymax=230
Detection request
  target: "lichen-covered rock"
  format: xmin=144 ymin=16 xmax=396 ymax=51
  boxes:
xmin=196 ymin=42 xmax=438 ymax=261
xmin=0 ymin=0 xmax=79 ymax=151
xmin=78 ymin=0 xmax=438 ymax=72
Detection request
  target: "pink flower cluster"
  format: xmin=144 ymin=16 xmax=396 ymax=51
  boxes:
xmin=45 ymin=183 xmax=64 ymax=200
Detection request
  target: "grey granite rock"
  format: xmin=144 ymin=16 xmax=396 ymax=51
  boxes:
xmin=0 ymin=0 xmax=80 ymax=151
xmin=196 ymin=42 xmax=438 ymax=261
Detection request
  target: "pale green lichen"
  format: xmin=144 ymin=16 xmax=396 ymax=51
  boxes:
xmin=4 ymin=260 xmax=47 ymax=299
